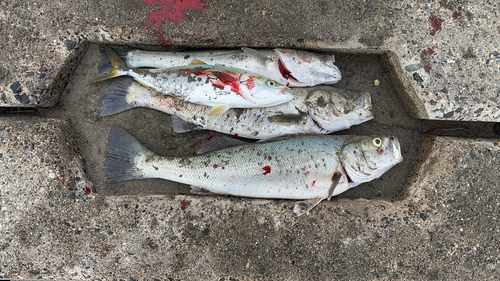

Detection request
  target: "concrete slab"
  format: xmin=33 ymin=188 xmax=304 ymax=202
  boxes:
xmin=1 ymin=0 xmax=500 ymax=121
xmin=2 ymin=118 xmax=500 ymax=279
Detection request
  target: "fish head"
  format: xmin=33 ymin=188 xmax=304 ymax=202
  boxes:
xmin=240 ymin=73 xmax=294 ymax=106
xmin=306 ymin=89 xmax=373 ymax=132
xmin=339 ymin=136 xmax=403 ymax=186
xmin=274 ymin=48 xmax=342 ymax=87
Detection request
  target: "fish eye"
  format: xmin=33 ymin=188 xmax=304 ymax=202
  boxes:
xmin=267 ymin=80 xmax=277 ymax=87
xmin=372 ymin=138 xmax=382 ymax=147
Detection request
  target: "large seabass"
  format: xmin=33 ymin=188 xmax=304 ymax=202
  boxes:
xmin=104 ymin=128 xmax=403 ymax=215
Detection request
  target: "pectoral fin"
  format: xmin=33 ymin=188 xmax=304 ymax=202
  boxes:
xmin=241 ymin=47 xmax=270 ymax=65
xmin=327 ymin=172 xmax=342 ymax=200
xmin=209 ymin=104 xmax=230 ymax=119
xmin=293 ymin=196 xmax=325 ymax=216
xmin=189 ymin=59 xmax=207 ymax=65
xmin=267 ymin=114 xmax=308 ymax=125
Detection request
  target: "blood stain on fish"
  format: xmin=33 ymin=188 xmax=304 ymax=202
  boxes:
xmin=262 ymin=166 xmax=271 ymax=175
xmin=268 ymin=156 xmax=273 ymax=160
xmin=143 ymin=0 xmax=208 ymax=45
xmin=278 ymin=58 xmax=298 ymax=83
xmin=312 ymin=180 xmax=316 ymax=187
xmin=213 ymin=164 xmax=218 ymax=168
xmin=206 ymin=133 xmax=214 ymax=140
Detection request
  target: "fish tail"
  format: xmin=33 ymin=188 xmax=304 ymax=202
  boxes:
xmin=98 ymin=46 xmax=129 ymax=74
xmin=99 ymin=78 xmax=137 ymax=116
xmin=104 ymin=127 xmax=151 ymax=183
xmin=95 ymin=46 xmax=129 ymax=82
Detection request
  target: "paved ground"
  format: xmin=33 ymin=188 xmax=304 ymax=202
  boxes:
xmin=1 ymin=0 xmax=500 ymax=279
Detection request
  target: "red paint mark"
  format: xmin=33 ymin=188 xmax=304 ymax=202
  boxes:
xmin=262 ymin=166 xmax=271 ymax=175
xmin=312 ymin=180 xmax=316 ymax=187
xmin=429 ymin=16 xmax=441 ymax=36
xmin=85 ymin=187 xmax=91 ymax=196
xmin=421 ymin=48 xmax=435 ymax=56
xmin=234 ymin=133 xmax=239 ymax=137
xmin=277 ymin=58 xmax=299 ymax=83
xmin=213 ymin=164 xmax=218 ymax=169
xmin=268 ymin=156 xmax=273 ymax=160
xmin=435 ymin=73 xmax=442 ymax=78
xmin=115 ymin=257 xmax=120 ymax=263
xmin=180 ymin=199 xmax=190 ymax=210
xmin=424 ymin=65 xmax=432 ymax=73
xmin=179 ymin=174 xmax=183 ymax=178
xmin=103 ymin=245 xmax=111 ymax=252
xmin=452 ymin=12 xmax=461 ymax=19
xmin=206 ymin=134 xmax=214 ymax=141
xmin=389 ymin=111 xmax=394 ymax=118
xmin=143 ymin=0 xmax=208 ymax=46
xmin=170 ymin=196 xmax=175 ymax=200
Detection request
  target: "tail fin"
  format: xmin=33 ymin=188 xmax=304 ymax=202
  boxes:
xmin=95 ymin=46 xmax=129 ymax=82
xmin=98 ymin=46 xmax=129 ymax=74
xmin=99 ymin=77 xmax=136 ymax=116
xmin=104 ymin=127 xmax=152 ymax=183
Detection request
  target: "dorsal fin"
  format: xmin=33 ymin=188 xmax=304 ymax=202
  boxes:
xmin=195 ymin=136 xmax=250 ymax=155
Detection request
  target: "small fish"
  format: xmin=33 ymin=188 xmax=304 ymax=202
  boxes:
xmin=99 ymin=78 xmax=373 ymax=139
xmin=96 ymin=46 xmax=293 ymax=117
xmin=99 ymin=46 xmax=342 ymax=87
xmin=104 ymin=128 xmax=403 ymax=215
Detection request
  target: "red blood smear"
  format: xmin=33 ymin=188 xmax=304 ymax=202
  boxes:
xmin=277 ymin=58 xmax=298 ymax=83
xmin=245 ymin=76 xmax=255 ymax=91
xmin=81 ymin=158 xmax=87 ymax=164
xmin=435 ymin=73 xmax=442 ymax=78
xmin=453 ymin=12 xmax=461 ymax=19
xmin=85 ymin=187 xmax=91 ymax=196
xmin=262 ymin=166 xmax=271 ymax=175
xmin=213 ymin=164 xmax=218 ymax=169
xmin=268 ymin=156 xmax=273 ymax=160
xmin=60 ymin=178 xmax=66 ymax=185
xmin=234 ymin=133 xmax=239 ymax=137
xmin=143 ymin=0 xmax=208 ymax=45
xmin=180 ymin=199 xmax=190 ymax=210
xmin=429 ymin=16 xmax=441 ymax=36
xmin=206 ymin=134 xmax=214 ymax=141
xmin=389 ymin=111 xmax=394 ymax=118
xmin=170 ymin=196 xmax=175 ymax=200
xmin=103 ymin=245 xmax=111 ymax=252
xmin=137 ymin=199 xmax=141 ymax=203
xmin=179 ymin=174 xmax=183 ymax=178
xmin=421 ymin=49 xmax=435 ymax=56
xmin=222 ymin=167 xmax=225 ymax=170
xmin=424 ymin=65 xmax=432 ymax=73
xmin=153 ymin=244 xmax=159 ymax=250
xmin=115 ymin=257 xmax=120 ymax=263
xmin=312 ymin=180 xmax=316 ymax=187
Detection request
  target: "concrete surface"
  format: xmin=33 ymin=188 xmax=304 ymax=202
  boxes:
xmin=1 ymin=0 xmax=500 ymax=280
xmin=1 ymin=0 xmax=500 ymax=121
xmin=1 ymin=119 xmax=500 ymax=279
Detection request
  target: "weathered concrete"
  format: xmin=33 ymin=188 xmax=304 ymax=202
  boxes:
xmin=1 ymin=118 xmax=500 ymax=279
xmin=1 ymin=0 xmax=500 ymax=121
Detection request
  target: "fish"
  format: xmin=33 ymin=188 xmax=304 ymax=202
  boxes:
xmin=99 ymin=78 xmax=373 ymax=139
xmin=104 ymin=127 xmax=403 ymax=215
xmin=96 ymin=46 xmax=294 ymax=117
xmin=99 ymin=46 xmax=342 ymax=87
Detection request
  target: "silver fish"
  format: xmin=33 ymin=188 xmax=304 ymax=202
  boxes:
xmin=99 ymin=46 xmax=342 ymax=87
xmin=104 ymin=128 xmax=403 ymax=215
xmin=96 ymin=46 xmax=293 ymax=118
xmin=99 ymin=78 xmax=373 ymax=139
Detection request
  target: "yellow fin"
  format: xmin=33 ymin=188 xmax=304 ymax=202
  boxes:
xmin=209 ymin=104 xmax=229 ymax=120
xmin=189 ymin=59 xmax=207 ymax=65
xmin=94 ymin=46 xmax=128 ymax=82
